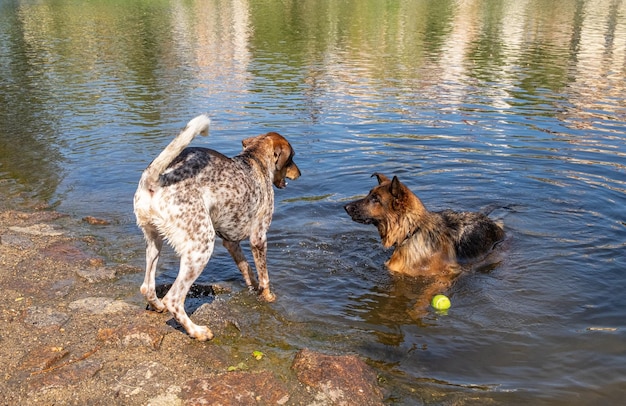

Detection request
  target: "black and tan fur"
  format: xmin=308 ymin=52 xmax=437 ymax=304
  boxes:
xmin=344 ymin=173 xmax=504 ymax=310
xmin=134 ymin=114 xmax=300 ymax=340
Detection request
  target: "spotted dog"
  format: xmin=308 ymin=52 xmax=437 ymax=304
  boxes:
xmin=134 ymin=114 xmax=300 ymax=340
xmin=344 ymin=173 xmax=504 ymax=311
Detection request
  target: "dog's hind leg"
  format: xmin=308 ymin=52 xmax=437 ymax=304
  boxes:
xmin=160 ymin=213 xmax=216 ymax=341
xmin=162 ymin=238 xmax=215 ymax=341
xmin=140 ymin=226 xmax=166 ymax=312
xmin=223 ymin=240 xmax=258 ymax=290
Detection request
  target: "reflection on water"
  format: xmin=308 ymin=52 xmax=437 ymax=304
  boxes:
xmin=1 ymin=0 xmax=625 ymax=403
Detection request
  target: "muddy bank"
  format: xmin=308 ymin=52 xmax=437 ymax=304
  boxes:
xmin=0 ymin=209 xmax=384 ymax=405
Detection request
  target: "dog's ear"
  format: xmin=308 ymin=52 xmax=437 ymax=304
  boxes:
xmin=274 ymin=147 xmax=286 ymax=169
xmin=371 ymin=173 xmax=389 ymax=184
xmin=271 ymin=134 xmax=292 ymax=170
xmin=390 ymin=176 xmax=404 ymax=198
xmin=242 ymin=136 xmax=255 ymax=149
xmin=390 ymin=176 xmax=407 ymax=211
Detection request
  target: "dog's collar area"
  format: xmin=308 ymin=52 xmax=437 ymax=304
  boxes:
xmin=400 ymin=225 xmax=420 ymax=246
xmin=246 ymin=153 xmax=268 ymax=173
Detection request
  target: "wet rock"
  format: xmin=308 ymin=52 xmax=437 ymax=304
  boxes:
xmin=181 ymin=371 xmax=290 ymax=405
xmin=82 ymin=216 xmax=110 ymax=225
xmin=291 ymin=348 xmax=384 ymax=406
xmin=24 ymin=306 xmax=70 ymax=328
xmin=0 ymin=233 xmax=34 ymax=248
xmin=114 ymin=361 xmax=172 ymax=398
xmin=112 ymin=263 xmax=142 ymax=276
xmin=9 ymin=224 xmax=63 ymax=236
xmin=41 ymin=241 xmax=98 ymax=264
xmin=193 ymin=298 xmax=245 ymax=338
xmin=68 ymin=297 xmax=138 ymax=315
xmin=0 ymin=210 xmax=68 ymax=226
xmin=97 ymin=323 xmax=167 ymax=350
xmin=76 ymin=267 xmax=117 ymax=283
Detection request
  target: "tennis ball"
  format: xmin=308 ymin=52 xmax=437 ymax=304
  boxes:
xmin=431 ymin=294 xmax=451 ymax=310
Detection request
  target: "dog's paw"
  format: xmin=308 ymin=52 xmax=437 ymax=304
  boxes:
xmin=258 ymin=289 xmax=276 ymax=303
xmin=189 ymin=325 xmax=214 ymax=341
xmin=145 ymin=300 xmax=166 ymax=313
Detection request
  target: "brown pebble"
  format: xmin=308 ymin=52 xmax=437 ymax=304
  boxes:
xmin=82 ymin=216 xmax=110 ymax=226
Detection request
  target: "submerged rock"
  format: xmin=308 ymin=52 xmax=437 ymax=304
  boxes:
xmin=82 ymin=216 xmax=110 ymax=226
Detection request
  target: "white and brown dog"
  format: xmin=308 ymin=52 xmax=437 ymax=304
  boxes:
xmin=134 ymin=115 xmax=300 ymax=340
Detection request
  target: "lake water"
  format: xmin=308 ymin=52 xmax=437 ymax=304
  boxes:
xmin=1 ymin=0 xmax=625 ymax=404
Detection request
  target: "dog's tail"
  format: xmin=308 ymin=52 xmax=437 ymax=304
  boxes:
xmin=139 ymin=114 xmax=211 ymax=190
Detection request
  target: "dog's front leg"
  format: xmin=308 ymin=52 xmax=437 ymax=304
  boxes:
xmin=250 ymin=234 xmax=275 ymax=302
xmin=223 ymin=240 xmax=258 ymax=290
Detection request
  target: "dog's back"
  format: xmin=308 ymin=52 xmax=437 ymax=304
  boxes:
xmin=438 ymin=210 xmax=504 ymax=261
xmin=164 ymin=146 xmax=274 ymax=241
xmin=158 ymin=147 xmax=227 ymax=188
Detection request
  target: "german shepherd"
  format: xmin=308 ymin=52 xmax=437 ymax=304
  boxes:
xmin=344 ymin=173 xmax=504 ymax=311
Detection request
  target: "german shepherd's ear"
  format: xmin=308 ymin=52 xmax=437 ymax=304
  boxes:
xmin=371 ymin=173 xmax=389 ymax=184
xmin=390 ymin=176 xmax=404 ymax=197
xmin=390 ymin=176 xmax=406 ymax=209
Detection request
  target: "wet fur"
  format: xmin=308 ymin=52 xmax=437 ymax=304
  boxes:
xmin=134 ymin=114 xmax=300 ymax=340
xmin=344 ymin=173 xmax=504 ymax=312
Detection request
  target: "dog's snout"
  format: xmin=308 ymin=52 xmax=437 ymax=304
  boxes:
xmin=287 ymin=163 xmax=301 ymax=180
xmin=344 ymin=200 xmax=374 ymax=225
xmin=344 ymin=202 xmax=354 ymax=214
xmin=344 ymin=201 xmax=361 ymax=220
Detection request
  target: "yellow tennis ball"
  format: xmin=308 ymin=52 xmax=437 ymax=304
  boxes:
xmin=431 ymin=294 xmax=451 ymax=310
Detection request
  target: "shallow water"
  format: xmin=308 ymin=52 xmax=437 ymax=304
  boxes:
xmin=1 ymin=0 xmax=625 ymax=403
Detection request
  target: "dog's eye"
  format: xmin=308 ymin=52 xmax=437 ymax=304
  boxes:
xmin=370 ymin=194 xmax=380 ymax=204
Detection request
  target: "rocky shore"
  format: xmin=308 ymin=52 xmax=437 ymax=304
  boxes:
xmin=0 ymin=209 xmax=384 ymax=405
